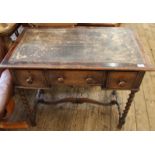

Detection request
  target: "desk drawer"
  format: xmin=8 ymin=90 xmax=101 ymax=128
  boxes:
xmin=13 ymin=70 xmax=46 ymax=88
xmin=107 ymin=71 xmax=138 ymax=89
xmin=47 ymin=70 xmax=105 ymax=86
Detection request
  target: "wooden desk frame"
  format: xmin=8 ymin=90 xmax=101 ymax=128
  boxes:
xmin=0 ymin=27 xmax=154 ymax=129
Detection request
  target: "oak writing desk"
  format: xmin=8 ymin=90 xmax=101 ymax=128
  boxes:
xmin=0 ymin=27 xmax=154 ymax=129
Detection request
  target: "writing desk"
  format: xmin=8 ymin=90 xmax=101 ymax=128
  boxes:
xmin=0 ymin=27 xmax=154 ymax=129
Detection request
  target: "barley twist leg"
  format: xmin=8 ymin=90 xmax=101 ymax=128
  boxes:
xmin=118 ymin=90 xmax=138 ymax=129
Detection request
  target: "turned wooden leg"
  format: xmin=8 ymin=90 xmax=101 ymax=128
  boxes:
xmin=18 ymin=89 xmax=37 ymax=126
xmin=118 ymin=90 xmax=138 ymax=129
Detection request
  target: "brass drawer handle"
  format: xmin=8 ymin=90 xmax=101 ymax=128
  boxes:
xmin=57 ymin=77 xmax=64 ymax=83
xmin=118 ymin=80 xmax=126 ymax=87
xmin=86 ymin=77 xmax=95 ymax=84
xmin=26 ymin=76 xmax=33 ymax=84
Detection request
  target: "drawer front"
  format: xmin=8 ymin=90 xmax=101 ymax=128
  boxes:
xmin=47 ymin=70 xmax=105 ymax=86
xmin=107 ymin=71 xmax=138 ymax=89
xmin=13 ymin=70 xmax=46 ymax=88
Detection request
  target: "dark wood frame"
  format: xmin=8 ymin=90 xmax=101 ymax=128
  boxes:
xmin=0 ymin=27 xmax=154 ymax=129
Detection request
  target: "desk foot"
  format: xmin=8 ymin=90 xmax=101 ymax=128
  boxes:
xmin=117 ymin=90 xmax=138 ymax=129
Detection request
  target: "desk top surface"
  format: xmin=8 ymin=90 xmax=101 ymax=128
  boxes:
xmin=1 ymin=27 xmax=154 ymax=71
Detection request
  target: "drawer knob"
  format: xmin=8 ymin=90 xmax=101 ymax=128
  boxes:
xmin=118 ymin=80 xmax=126 ymax=87
xmin=86 ymin=77 xmax=95 ymax=84
xmin=26 ymin=76 xmax=33 ymax=84
xmin=57 ymin=77 xmax=64 ymax=83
